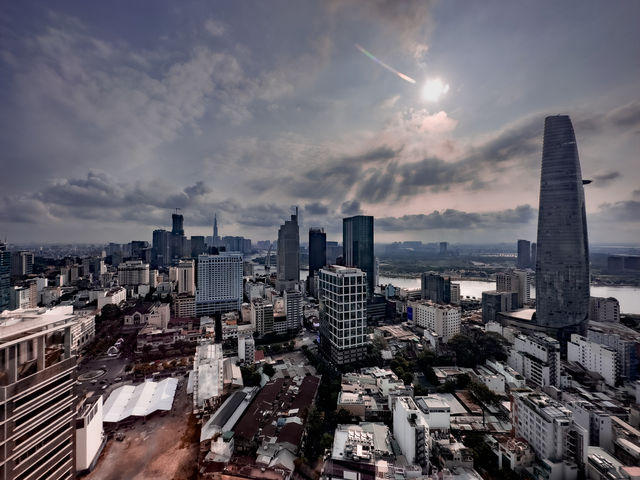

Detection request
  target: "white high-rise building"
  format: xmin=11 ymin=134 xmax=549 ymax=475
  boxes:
xmin=284 ymin=289 xmax=302 ymax=331
xmin=196 ymin=253 xmax=243 ymax=316
xmin=512 ymin=391 xmax=588 ymax=470
xmin=251 ymin=298 xmax=274 ymax=336
xmin=410 ymin=301 xmax=461 ymax=343
xmin=567 ymin=334 xmax=619 ymax=387
xmin=508 ymin=333 xmax=561 ymax=387
xmin=238 ymin=335 xmax=255 ymax=363
xmin=393 ymin=397 xmax=430 ymax=468
xmin=117 ymin=260 xmax=149 ymax=286
xmin=178 ymin=259 xmax=195 ymax=295
xmin=319 ymin=266 xmax=368 ymax=366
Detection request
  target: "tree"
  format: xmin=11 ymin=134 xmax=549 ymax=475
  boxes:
xmin=448 ymin=334 xmax=479 ymax=367
xmin=402 ymin=372 xmax=414 ymax=386
xmin=263 ymin=363 xmax=275 ymax=377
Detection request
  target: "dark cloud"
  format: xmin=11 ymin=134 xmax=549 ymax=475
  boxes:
xmin=341 ymin=200 xmax=362 ymax=216
xmin=377 ymin=205 xmax=536 ymax=231
xmin=304 ymin=202 xmax=329 ymax=215
xmin=597 ymin=200 xmax=640 ymax=223
xmin=607 ymin=101 xmax=640 ymax=129
xmin=592 ymin=171 xmax=621 ymax=187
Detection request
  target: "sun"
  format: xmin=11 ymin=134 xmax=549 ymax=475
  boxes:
xmin=421 ymin=78 xmax=450 ymax=102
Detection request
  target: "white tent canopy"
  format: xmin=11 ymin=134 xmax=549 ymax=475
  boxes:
xmin=103 ymin=378 xmax=178 ymax=423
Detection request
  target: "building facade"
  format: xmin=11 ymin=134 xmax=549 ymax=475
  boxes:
xmin=410 ymin=301 xmax=461 ymax=343
xmin=196 ymin=253 xmax=243 ymax=316
xmin=496 ymin=270 xmax=530 ymax=307
xmin=517 ymin=240 xmax=531 ymax=269
xmin=343 ymin=216 xmax=374 ymax=299
xmin=319 ymin=266 xmax=368 ymax=366
xmin=117 ymin=260 xmax=150 ymax=287
xmin=567 ymin=334 xmax=619 ymax=387
xmin=0 ymin=244 xmax=10 ymax=313
xmin=0 ymin=308 xmax=80 ymax=480
xmin=589 ymin=297 xmax=620 ymax=323
xmin=420 ymin=273 xmax=451 ymax=304
xmin=177 ymin=259 xmax=195 ymax=295
xmin=508 ymin=333 xmax=561 ymax=388
xmin=535 ymin=115 xmax=590 ymax=339
xmin=276 ymin=210 xmax=300 ymax=292
xmin=251 ymin=298 xmax=274 ymax=336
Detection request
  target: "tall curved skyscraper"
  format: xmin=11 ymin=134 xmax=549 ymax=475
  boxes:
xmin=535 ymin=115 xmax=590 ymax=337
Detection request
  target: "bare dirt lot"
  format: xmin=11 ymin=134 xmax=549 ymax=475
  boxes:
xmin=86 ymin=379 xmax=199 ymax=480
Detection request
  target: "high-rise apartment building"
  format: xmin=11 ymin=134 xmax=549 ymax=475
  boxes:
xmin=318 ymin=266 xmax=368 ymax=366
xmin=508 ymin=333 xmax=561 ymax=387
xmin=0 ymin=308 xmax=80 ymax=480
xmin=567 ymin=334 xmax=619 ymax=387
xmin=410 ymin=300 xmax=461 ymax=343
xmin=117 ymin=260 xmax=150 ymax=287
xmin=586 ymin=324 xmax=638 ymax=381
xmin=10 ymin=251 xmax=34 ymax=277
xmin=516 ymin=240 xmax=531 ymax=269
xmin=0 ymin=244 xmax=10 ymax=313
xmin=588 ymin=297 xmax=620 ymax=323
xmin=343 ymin=215 xmax=374 ymax=298
xmin=251 ymin=298 xmax=274 ymax=336
xmin=177 ymin=259 xmax=195 ymax=295
xmin=420 ymin=273 xmax=451 ymax=304
xmin=512 ymin=392 xmax=588 ymax=470
xmin=196 ymin=253 xmax=243 ymax=316
xmin=276 ymin=210 xmax=300 ymax=292
xmin=284 ymin=289 xmax=302 ymax=331
xmin=535 ymin=115 xmax=590 ymax=339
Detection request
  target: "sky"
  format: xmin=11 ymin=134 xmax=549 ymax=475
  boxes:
xmin=1 ymin=0 xmax=639 ymax=245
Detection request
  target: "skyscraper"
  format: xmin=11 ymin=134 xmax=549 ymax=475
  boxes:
xmin=535 ymin=115 xmax=590 ymax=339
xmin=516 ymin=239 xmax=531 ymax=268
xmin=196 ymin=252 xmax=243 ymax=315
xmin=276 ymin=209 xmax=300 ymax=292
xmin=0 ymin=244 xmax=10 ymax=313
xmin=530 ymin=242 xmax=537 ymax=269
xmin=172 ymin=212 xmax=184 ymax=236
xmin=308 ymin=228 xmax=326 ymax=277
xmin=318 ymin=265 xmax=368 ymax=365
xmin=343 ymin=215 xmax=374 ymax=298
xmin=0 ymin=307 xmax=80 ymax=480
xmin=420 ymin=272 xmax=451 ymax=304
xmin=152 ymin=229 xmax=171 ymax=267
xmin=308 ymin=228 xmax=326 ymax=298
xmin=212 ymin=213 xmax=221 ymax=247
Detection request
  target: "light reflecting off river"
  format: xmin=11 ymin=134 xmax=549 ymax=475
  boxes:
xmin=376 ymin=276 xmax=640 ymax=314
xmin=293 ymin=269 xmax=640 ymax=314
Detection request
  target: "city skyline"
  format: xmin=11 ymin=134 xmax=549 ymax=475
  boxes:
xmin=1 ymin=1 xmax=639 ymax=245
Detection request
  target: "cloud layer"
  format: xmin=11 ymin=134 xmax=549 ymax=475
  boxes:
xmin=1 ymin=2 xmax=639 ymax=243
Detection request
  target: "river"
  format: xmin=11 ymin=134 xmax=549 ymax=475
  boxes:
xmin=275 ymin=267 xmax=640 ymax=314
xmin=376 ymin=276 xmax=640 ymax=315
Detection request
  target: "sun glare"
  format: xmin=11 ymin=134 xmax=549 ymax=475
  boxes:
xmin=421 ymin=78 xmax=450 ymax=102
